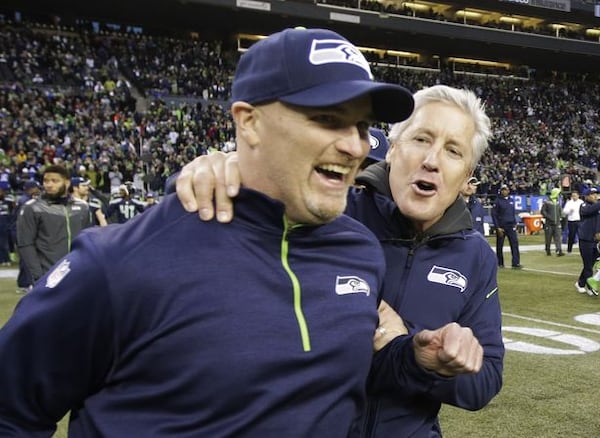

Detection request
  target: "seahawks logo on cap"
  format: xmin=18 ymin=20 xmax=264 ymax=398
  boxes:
xmin=309 ymin=39 xmax=373 ymax=78
xmin=369 ymin=134 xmax=380 ymax=150
xmin=427 ymin=265 xmax=467 ymax=292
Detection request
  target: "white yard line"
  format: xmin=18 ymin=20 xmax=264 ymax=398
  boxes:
xmin=503 ymin=312 xmax=600 ymax=335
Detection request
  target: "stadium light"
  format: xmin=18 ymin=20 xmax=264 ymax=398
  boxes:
xmin=448 ymin=56 xmax=511 ymax=69
xmin=499 ymin=16 xmax=523 ymax=24
xmin=401 ymin=2 xmax=432 ymax=12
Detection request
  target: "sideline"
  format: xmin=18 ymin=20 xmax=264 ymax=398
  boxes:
xmin=494 ymin=243 xmax=578 ymax=253
xmin=519 ymin=267 xmax=576 ymax=276
xmin=0 ymin=269 xmax=17 ymax=279
xmin=502 ymin=312 xmax=600 ymax=336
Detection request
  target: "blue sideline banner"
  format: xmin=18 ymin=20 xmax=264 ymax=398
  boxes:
xmin=511 ymin=195 xmax=527 ymax=212
xmin=529 ymin=196 xmax=546 ymax=213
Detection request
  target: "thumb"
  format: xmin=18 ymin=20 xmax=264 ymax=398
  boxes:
xmin=413 ymin=329 xmax=436 ymax=347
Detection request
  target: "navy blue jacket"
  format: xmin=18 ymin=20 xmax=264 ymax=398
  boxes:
xmin=578 ymin=199 xmax=600 ymax=242
xmin=491 ymin=195 xmax=516 ymax=228
xmin=466 ymin=196 xmax=486 ymax=235
xmin=0 ymin=190 xmax=384 ymax=437
xmin=347 ymin=162 xmax=504 ymax=438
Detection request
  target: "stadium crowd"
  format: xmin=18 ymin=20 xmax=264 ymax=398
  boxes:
xmin=0 ymin=14 xmax=598 ymax=206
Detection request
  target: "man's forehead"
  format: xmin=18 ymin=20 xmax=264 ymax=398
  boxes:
xmin=44 ymin=173 xmax=65 ymax=179
xmin=301 ymin=95 xmax=375 ymax=120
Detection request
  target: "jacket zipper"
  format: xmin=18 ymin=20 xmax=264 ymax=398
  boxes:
xmin=281 ymin=216 xmax=311 ymax=352
xmin=64 ymin=205 xmax=72 ymax=251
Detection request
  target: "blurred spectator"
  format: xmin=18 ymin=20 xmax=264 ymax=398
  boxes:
xmin=106 ymin=183 xmax=144 ymax=223
xmin=16 ymin=165 xmax=91 ymax=284
xmin=576 ymin=187 xmax=600 ymax=296
xmin=0 ymin=187 xmax=13 ymax=265
xmin=13 ymin=180 xmax=40 ymax=293
xmin=144 ymin=191 xmax=158 ymax=210
xmin=461 ymin=177 xmax=485 ymax=235
xmin=562 ymin=190 xmax=584 ymax=253
xmin=71 ymin=176 xmax=108 ymax=226
xmin=541 ymin=187 xmax=565 ymax=256
xmin=492 ymin=184 xmax=522 ymax=269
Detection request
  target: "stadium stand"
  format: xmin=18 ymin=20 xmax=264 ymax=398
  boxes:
xmin=0 ymin=3 xmax=598 ymax=209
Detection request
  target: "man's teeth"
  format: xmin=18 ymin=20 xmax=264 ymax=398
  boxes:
xmin=417 ymin=181 xmax=435 ymax=190
xmin=318 ymin=164 xmax=350 ymax=175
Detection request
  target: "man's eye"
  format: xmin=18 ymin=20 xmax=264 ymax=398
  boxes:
xmin=313 ymin=115 xmax=337 ymax=125
xmin=448 ymin=147 xmax=463 ymax=158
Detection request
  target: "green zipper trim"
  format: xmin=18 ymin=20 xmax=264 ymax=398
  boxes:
xmin=281 ymin=216 xmax=311 ymax=352
xmin=64 ymin=205 xmax=72 ymax=252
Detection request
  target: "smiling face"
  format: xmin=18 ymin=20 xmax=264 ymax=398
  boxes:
xmin=234 ymin=96 xmax=373 ymax=225
xmin=387 ymin=101 xmax=475 ymax=232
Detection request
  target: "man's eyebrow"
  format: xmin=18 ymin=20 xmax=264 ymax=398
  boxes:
xmin=302 ymin=103 xmax=375 ymax=123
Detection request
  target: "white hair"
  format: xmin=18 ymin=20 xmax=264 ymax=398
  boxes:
xmin=388 ymin=84 xmax=491 ymax=170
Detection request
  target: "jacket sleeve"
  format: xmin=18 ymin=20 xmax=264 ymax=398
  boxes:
xmin=490 ymin=202 xmax=499 ymax=227
xmin=0 ymin=235 xmax=115 ymax=435
xmin=82 ymin=203 xmax=92 ymax=229
xmin=16 ymin=203 xmax=44 ymax=281
xmin=540 ymin=201 xmax=548 ymax=219
xmin=368 ymin=247 xmax=504 ymax=411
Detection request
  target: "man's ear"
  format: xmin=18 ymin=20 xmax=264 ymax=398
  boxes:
xmin=231 ymin=102 xmax=260 ymax=148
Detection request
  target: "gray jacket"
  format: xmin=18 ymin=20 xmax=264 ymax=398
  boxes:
xmin=17 ymin=195 xmax=91 ymax=281
xmin=541 ymin=199 xmax=563 ymax=227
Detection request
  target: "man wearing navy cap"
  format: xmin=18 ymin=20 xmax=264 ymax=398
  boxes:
xmin=71 ymin=176 xmax=91 ymax=198
xmin=0 ymin=28 xmax=415 ymax=437
xmin=144 ymin=191 xmax=159 ymax=210
xmin=576 ymin=186 xmax=600 ymax=295
xmin=492 ymin=184 xmax=522 ymax=268
xmin=461 ymin=176 xmax=486 ymax=235
xmin=71 ymin=176 xmax=108 ymax=227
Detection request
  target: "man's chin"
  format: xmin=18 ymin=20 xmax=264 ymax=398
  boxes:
xmin=45 ymin=192 xmax=62 ymax=200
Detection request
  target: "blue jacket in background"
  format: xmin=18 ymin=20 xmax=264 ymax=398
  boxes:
xmin=466 ymin=196 xmax=486 ymax=235
xmin=578 ymin=199 xmax=600 ymax=242
xmin=491 ymin=195 xmax=516 ymax=228
xmin=346 ymin=162 xmax=504 ymax=438
xmin=0 ymin=190 xmax=384 ymax=437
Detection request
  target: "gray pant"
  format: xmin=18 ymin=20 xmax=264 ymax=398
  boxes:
xmin=544 ymin=223 xmax=562 ymax=254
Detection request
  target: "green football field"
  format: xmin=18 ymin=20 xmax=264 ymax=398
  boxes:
xmin=1 ymin=234 xmax=599 ymax=437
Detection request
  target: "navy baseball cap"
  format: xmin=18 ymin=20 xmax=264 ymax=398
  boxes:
xmin=71 ymin=177 xmax=90 ymax=187
xmin=367 ymin=128 xmax=389 ymax=162
xmin=582 ymin=186 xmax=598 ymax=196
xmin=23 ymin=180 xmax=40 ymax=190
xmin=232 ymin=28 xmax=414 ymax=123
